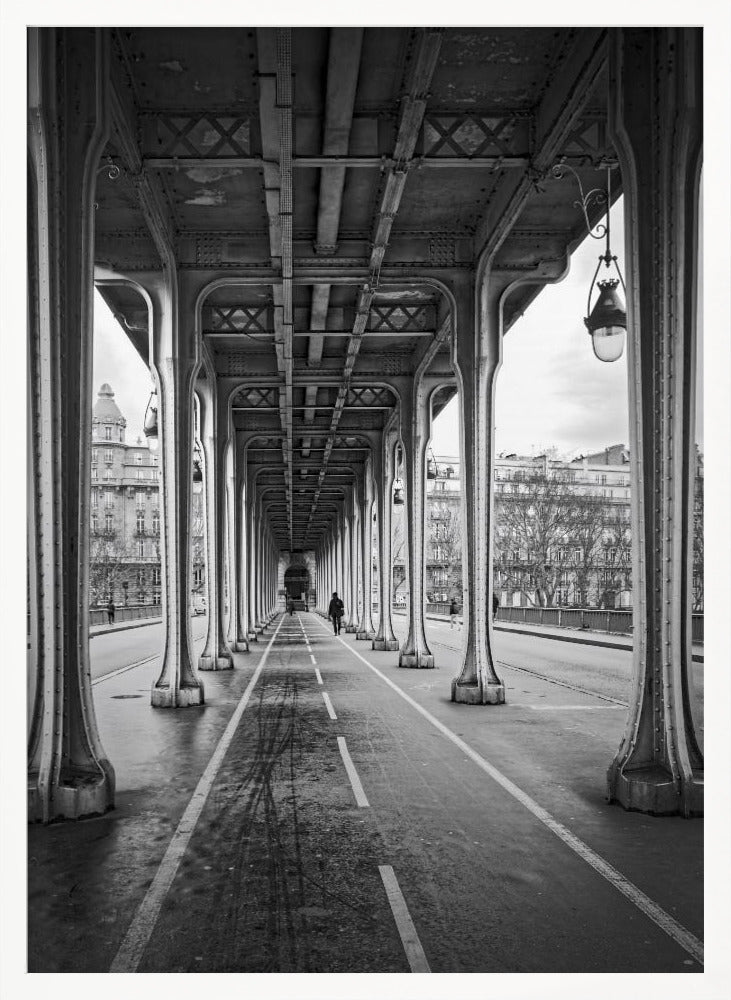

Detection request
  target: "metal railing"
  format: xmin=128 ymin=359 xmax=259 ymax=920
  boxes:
xmin=89 ymin=604 xmax=161 ymax=626
xmin=411 ymin=603 xmax=704 ymax=643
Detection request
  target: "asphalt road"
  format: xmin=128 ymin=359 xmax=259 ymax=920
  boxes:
xmin=29 ymin=612 xmax=704 ymax=974
xmin=89 ymin=617 xmax=209 ymax=682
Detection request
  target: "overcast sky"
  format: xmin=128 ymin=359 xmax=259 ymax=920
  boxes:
xmin=432 ymin=196 xmax=704 ymax=458
xmin=93 ymin=197 xmax=703 ymax=459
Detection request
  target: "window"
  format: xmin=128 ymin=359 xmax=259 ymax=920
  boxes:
xmin=137 ymin=568 xmax=145 ymax=587
xmin=105 ymin=513 xmax=113 ymax=533
xmin=91 ymin=514 xmax=98 ymax=533
xmin=573 ymin=547 xmax=582 ymax=562
xmin=151 ymin=455 xmax=158 ymax=466
xmin=119 ymin=427 xmax=124 ymax=442
xmin=105 ymin=468 xmax=113 ymax=480
xmin=92 ymin=449 xmax=98 ymax=465
xmin=91 ymin=489 xmax=98 ymax=508
xmin=152 ymin=587 xmax=161 ymax=605
xmin=104 ymin=425 xmax=112 ymax=440
xmin=152 ymin=468 xmax=158 ymax=479
xmin=152 ymin=513 xmax=160 ymax=533
xmin=152 ymin=568 xmax=161 ymax=586
xmin=135 ymin=454 xmax=142 ymax=465
xmin=137 ymin=541 xmax=144 ymax=559
xmin=91 ymin=468 xmax=98 ymax=480
xmin=136 ymin=490 xmax=146 ymax=509
xmin=137 ymin=469 xmax=144 ymax=480
xmin=104 ymin=490 xmax=114 ymax=508
xmin=136 ymin=513 xmax=145 ymax=533
xmin=105 ymin=449 xmax=113 ymax=464
xmin=601 ymin=474 xmax=607 ymax=485
xmin=193 ymin=566 xmax=204 ymax=588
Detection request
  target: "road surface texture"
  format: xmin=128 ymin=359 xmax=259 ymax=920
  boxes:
xmin=28 ymin=613 xmax=702 ymax=973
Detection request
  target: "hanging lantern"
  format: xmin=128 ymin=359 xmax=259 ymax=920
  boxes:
xmin=552 ymin=162 xmax=627 ymax=363
xmin=192 ymin=446 xmax=203 ymax=486
xmin=143 ymin=389 xmax=159 ymax=451
xmin=585 ymin=278 xmax=627 ymax=363
xmin=393 ymin=481 xmax=404 ymax=506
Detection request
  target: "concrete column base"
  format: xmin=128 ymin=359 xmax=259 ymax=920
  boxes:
xmin=234 ymin=640 xmax=249 ymax=652
xmin=399 ymin=651 xmax=435 ymax=668
xmin=373 ymin=638 xmax=400 ymax=651
xmin=198 ymin=653 xmax=233 ymax=671
xmin=255 ymin=626 xmax=264 ymax=635
xmin=451 ymin=678 xmax=505 ymax=704
xmin=607 ymin=765 xmax=704 ymax=817
xmin=151 ymin=682 xmax=205 ymax=708
xmin=356 ymin=630 xmax=374 ymax=641
xmin=344 ymin=624 xmax=358 ymax=633
xmin=28 ymin=774 xmax=114 ymax=824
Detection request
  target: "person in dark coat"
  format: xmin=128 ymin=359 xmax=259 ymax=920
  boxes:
xmin=492 ymin=592 xmax=499 ymax=619
xmin=328 ymin=592 xmax=345 ymax=635
xmin=449 ymin=597 xmax=460 ymax=630
xmin=286 ymin=596 xmax=295 ymax=616
xmin=107 ymin=598 xmax=115 ymax=625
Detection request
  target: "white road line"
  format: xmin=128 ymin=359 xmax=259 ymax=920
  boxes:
xmin=315 ymin=668 xmax=323 ymax=685
xmin=332 ymin=634 xmax=704 ymax=966
xmin=527 ymin=704 xmax=625 ymax=711
xmin=109 ymin=616 xmax=286 ymax=973
xmin=337 ymin=736 xmax=370 ymax=808
xmin=92 ymin=653 xmax=157 ymax=685
xmin=322 ymin=692 xmax=338 ymax=720
xmin=92 ymin=632 xmax=207 ymax=686
xmin=379 ymin=865 xmax=431 ymax=973
xmin=309 ymin=653 xmax=316 ymax=665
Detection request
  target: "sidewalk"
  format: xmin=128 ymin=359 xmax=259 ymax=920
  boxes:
xmin=90 ymin=613 xmax=206 ymax=639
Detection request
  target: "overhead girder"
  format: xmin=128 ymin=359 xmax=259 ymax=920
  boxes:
xmin=96 ymin=26 xmax=617 ymax=552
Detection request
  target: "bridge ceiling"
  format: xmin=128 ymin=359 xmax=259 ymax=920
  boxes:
xmin=96 ymin=26 xmax=614 ymax=550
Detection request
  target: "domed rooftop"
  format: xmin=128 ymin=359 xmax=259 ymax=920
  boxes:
xmin=93 ymin=383 xmax=126 ymax=424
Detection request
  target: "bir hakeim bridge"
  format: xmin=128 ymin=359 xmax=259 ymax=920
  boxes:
xmin=26 ymin=26 xmax=704 ymax=977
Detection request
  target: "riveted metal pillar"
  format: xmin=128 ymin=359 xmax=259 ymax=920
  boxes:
xmin=197 ymin=384 xmax=233 ymax=670
xmin=27 ymin=28 xmax=115 ymax=820
xmin=356 ymin=457 xmax=376 ymax=639
xmin=246 ymin=474 xmax=258 ymax=641
xmin=224 ymin=441 xmax=239 ymax=644
xmin=149 ymin=268 xmax=205 ymax=707
xmin=344 ymin=489 xmax=360 ymax=632
xmin=373 ymin=425 xmax=400 ymax=651
xmin=450 ymin=272 xmax=505 ymax=703
xmin=606 ymin=28 xmax=703 ymax=816
xmin=233 ymin=442 xmax=249 ymax=651
xmin=399 ymin=378 xmax=434 ymax=668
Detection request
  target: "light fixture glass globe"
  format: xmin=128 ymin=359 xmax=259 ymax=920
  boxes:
xmin=591 ymin=325 xmax=626 ymax=363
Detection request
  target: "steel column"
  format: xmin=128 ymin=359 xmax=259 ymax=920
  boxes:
xmin=605 ymin=29 xmax=703 ymax=817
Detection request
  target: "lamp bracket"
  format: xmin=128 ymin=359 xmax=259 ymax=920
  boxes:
xmin=551 ymin=162 xmax=607 ymax=241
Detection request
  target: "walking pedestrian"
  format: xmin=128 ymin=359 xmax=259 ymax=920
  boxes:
xmin=107 ymin=598 xmax=115 ymax=625
xmin=449 ymin=597 xmax=460 ymax=630
xmin=286 ymin=596 xmax=295 ymax=616
xmin=328 ymin=591 xmax=345 ymax=635
xmin=492 ymin=592 xmax=499 ymax=619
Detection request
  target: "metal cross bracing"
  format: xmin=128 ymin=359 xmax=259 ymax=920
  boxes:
xmin=29 ymin=26 xmax=704 ymax=821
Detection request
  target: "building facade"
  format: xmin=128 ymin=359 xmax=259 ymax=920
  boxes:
xmin=90 ymin=384 xmax=205 ymax=607
xmin=409 ymin=445 xmax=703 ymax=611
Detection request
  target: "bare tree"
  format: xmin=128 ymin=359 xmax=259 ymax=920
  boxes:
xmin=429 ymin=505 xmax=462 ymax=598
xmin=89 ymin=531 xmax=133 ymax=605
xmin=493 ymin=470 xmax=608 ymax=608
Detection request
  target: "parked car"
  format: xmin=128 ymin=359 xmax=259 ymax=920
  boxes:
xmin=192 ymin=594 xmax=207 ymax=615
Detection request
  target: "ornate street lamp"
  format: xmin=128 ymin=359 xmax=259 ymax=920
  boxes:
xmin=552 ymin=163 xmax=627 ymax=363
xmin=143 ymin=387 xmax=159 ymax=451
xmin=192 ymin=444 xmax=203 ymax=491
